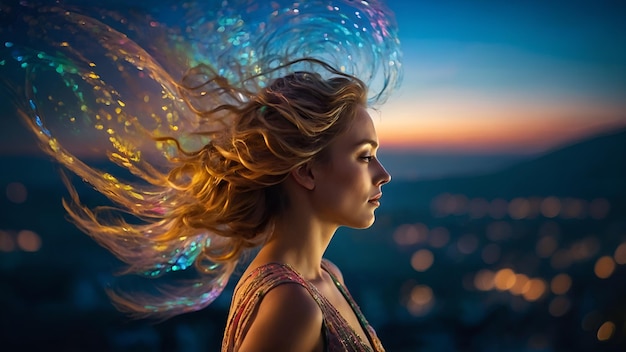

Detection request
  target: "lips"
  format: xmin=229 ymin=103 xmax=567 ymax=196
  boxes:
xmin=368 ymin=193 xmax=382 ymax=204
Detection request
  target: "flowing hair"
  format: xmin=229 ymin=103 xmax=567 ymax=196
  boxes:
xmin=57 ymin=58 xmax=368 ymax=319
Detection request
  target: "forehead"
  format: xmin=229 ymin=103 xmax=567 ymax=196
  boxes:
xmin=336 ymin=107 xmax=378 ymax=147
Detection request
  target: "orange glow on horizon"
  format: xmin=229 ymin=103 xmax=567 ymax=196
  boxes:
xmin=2 ymin=95 xmax=625 ymax=157
xmin=374 ymin=94 xmax=626 ymax=153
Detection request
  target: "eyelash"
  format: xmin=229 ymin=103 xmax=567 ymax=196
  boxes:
xmin=360 ymin=156 xmax=374 ymax=163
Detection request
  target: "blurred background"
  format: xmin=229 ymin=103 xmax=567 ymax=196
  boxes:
xmin=1 ymin=0 xmax=625 ymax=351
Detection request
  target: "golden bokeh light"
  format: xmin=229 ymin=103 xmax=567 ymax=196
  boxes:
xmin=570 ymin=237 xmax=600 ymax=261
xmin=393 ymin=223 xmax=428 ymax=246
xmin=509 ymin=273 xmax=530 ymax=296
xmin=407 ymin=285 xmax=435 ymax=317
xmin=594 ymin=256 xmax=616 ymax=279
xmin=550 ymin=273 xmax=572 ymax=295
xmin=474 ymin=269 xmax=495 ymax=291
xmin=614 ymin=242 xmax=626 ymax=265
xmin=540 ymin=197 xmax=561 ymax=218
xmin=446 ymin=194 xmax=469 ymax=215
xmin=411 ymin=249 xmax=434 ymax=272
xmin=597 ymin=321 xmax=615 ymax=341
xmin=16 ymin=230 xmax=42 ymax=252
xmin=522 ymin=279 xmax=547 ymax=302
xmin=494 ymin=268 xmax=516 ymax=291
xmin=410 ymin=285 xmax=434 ymax=305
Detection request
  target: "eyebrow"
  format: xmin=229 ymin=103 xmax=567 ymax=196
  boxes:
xmin=353 ymin=138 xmax=379 ymax=149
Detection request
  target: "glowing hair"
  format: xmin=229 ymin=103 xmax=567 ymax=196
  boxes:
xmin=62 ymin=58 xmax=368 ymax=318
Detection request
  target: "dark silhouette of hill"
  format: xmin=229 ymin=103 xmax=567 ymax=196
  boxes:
xmin=2 ymin=126 xmax=625 ymax=209
xmin=385 ymin=127 xmax=626 ymax=210
xmin=2 ymin=128 xmax=625 ymax=352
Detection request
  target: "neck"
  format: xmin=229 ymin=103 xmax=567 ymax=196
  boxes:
xmin=254 ymin=208 xmax=337 ymax=280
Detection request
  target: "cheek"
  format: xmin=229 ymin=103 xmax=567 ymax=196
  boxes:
xmin=329 ymin=165 xmax=367 ymax=199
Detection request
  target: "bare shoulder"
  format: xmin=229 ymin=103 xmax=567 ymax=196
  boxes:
xmin=322 ymin=258 xmax=345 ymax=284
xmin=238 ymin=283 xmax=324 ymax=352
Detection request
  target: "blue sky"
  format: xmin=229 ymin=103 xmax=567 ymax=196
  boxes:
xmin=1 ymin=0 xmax=624 ymax=156
xmin=377 ymin=0 xmax=626 ymax=152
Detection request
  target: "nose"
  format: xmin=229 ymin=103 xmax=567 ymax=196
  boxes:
xmin=375 ymin=158 xmax=391 ymax=186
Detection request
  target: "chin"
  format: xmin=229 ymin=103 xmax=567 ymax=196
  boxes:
xmin=346 ymin=216 xmax=376 ymax=230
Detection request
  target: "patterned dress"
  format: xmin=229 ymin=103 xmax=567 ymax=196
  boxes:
xmin=222 ymin=259 xmax=385 ymax=351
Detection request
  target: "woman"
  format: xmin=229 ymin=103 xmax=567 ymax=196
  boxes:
xmin=2 ymin=1 xmax=400 ymax=350
xmin=220 ymin=67 xmax=390 ymax=351
xmin=53 ymin=59 xmax=390 ymax=351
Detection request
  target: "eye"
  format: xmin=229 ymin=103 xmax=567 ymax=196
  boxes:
xmin=359 ymin=155 xmax=374 ymax=163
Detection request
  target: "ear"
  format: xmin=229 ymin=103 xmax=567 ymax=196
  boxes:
xmin=290 ymin=163 xmax=316 ymax=191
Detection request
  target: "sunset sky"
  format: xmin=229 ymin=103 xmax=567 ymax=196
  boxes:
xmin=1 ymin=0 xmax=625 ymax=157
xmin=378 ymin=0 xmax=626 ymax=153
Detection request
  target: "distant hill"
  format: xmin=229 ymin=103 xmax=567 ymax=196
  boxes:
xmin=2 ymin=127 xmax=625 ymax=207
xmin=384 ymin=127 xmax=626 ymax=210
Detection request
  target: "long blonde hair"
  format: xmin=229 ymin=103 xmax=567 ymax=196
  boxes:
xmin=61 ymin=58 xmax=368 ymax=318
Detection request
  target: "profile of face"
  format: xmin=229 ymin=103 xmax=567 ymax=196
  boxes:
xmin=309 ymin=106 xmax=391 ymax=229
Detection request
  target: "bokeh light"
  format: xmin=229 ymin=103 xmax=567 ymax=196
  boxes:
xmin=393 ymin=223 xmax=428 ymax=246
xmin=522 ymin=279 xmax=547 ymax=302
xmin=16 ymin=230 xmax=41 ymax=252
xmin=509 ymin=273 xmax=530 ymax=296
xmin=596 ymin=321 xmax=615 ymax=341
xmin=474 ymin=269 xmax=495 ymax=291
xmin=494 ymin=268 xmax=516 ymax=291
xmin=0 ymin=230 xmax=16 ymax=252
xmin=407 ymin=284 xmax=435 ymax=317
xmin=550 ymin=273 xmax=572 ymax=295
xmin=572 ymin=237 xmax=600 ymax=261
xmin=540 ymin=197 xmax=561 ymax=218
xmin=411 ymin=249 xmax=434 ymax=272
xmin=594 ymin=256 xmax=616 ymax=279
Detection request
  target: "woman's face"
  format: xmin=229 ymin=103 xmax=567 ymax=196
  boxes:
xmin=310 ymin=107 xmax=391 ymax=229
